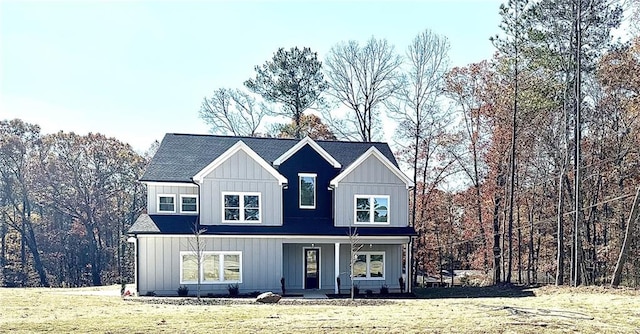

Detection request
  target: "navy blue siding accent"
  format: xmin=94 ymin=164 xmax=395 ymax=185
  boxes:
xmin=277 ymin=144 xmax=340 ymax=221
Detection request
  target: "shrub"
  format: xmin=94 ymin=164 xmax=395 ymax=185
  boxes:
xmin=365 ymin=289 xmax=373 ymax=297
xmin=380 ymin=284 xmax=389 ymax=295
xmin=177 ymin=285 xmax=189 ymax=296
xmin=227 ymin=283 xmax=240 ymax=296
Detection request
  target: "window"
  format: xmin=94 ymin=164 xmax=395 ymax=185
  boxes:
xmin=222 ymin=192 xmax=261 ymax=223
xmin=157 ymin=195 xmax=176 ymax=213
xmin=354 ymin=195 xmax=389 ymax=224
xmin=299 ymin=173 xmax=316 ymax=209
xmin=180 ymin=195 xmax=198 ymax=213
xmin=353 ymin=252 xmax=385 ymax=280
xmin=180 ymin=251 xmax=242 ymax=284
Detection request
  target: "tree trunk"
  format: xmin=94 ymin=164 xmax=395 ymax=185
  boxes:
xmin=492 ymin=189 xmax=503 ymax=284
xmin=611 ymin=188 xmax=640 ymax=287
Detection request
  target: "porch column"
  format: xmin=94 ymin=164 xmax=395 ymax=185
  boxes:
xmin=334 ymin=242 xmax=340 ymax=294
xmin=405 ymin=241 xmax=411 ymax=293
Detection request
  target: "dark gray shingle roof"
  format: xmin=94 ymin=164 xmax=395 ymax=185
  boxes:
xmin=140 ymin=133 xmax=399 ymax=183
xmin=128 ymin=214 xmax=416 ymax=236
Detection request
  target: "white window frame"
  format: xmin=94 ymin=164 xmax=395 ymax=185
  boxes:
xmin=354 ymin=195 xmax=390 ymax=224
xmin=352 ymin=251 xmax=386 ymax=280
xmin=299 ymin=173 xmax=317 ymax=209
xmin=221 ymin=192 xmax=262 ymax=223
xmin=157 ymin=194 xmax=176 ymax=213
xmin=180 ymin=251 xmax=242 ymax=284
xmin=179 ymin=194 xmax=199 ymax=213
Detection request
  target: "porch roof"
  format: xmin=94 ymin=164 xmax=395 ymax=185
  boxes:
xmin=128 ymin=214 xmax=417 ymax=237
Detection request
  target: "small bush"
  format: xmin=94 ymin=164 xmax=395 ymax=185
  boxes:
xmin=177 ymin=285 xmax=189 ymax=296
xmin=227 ymin=283 xmax=240 ymax=296
xmin=380 ymin=284 xmax=389 ymax=295
xmin=365 ymin=289 xmax=373 ymax=297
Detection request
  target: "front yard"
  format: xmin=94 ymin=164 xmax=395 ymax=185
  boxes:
xmin=0 ymin=285 xmax=638 ymax=333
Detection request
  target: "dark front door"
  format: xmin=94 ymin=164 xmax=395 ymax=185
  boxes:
xmin=305 ymin=248 xmax=319 ymax=289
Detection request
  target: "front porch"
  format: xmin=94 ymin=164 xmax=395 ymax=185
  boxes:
xmin=281 ymin=238 xmax=411 ymax=294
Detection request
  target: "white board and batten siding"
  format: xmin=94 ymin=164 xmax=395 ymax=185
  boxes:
xmin=146 ymin=184 xmax=198 ymax=215
xmin=137 ymin=236 xmax=284 ymax=295
xmin=199 ymin=150 xmax=283 ymax=226
xmin=334 ymin=155 xmax=410 ymax=227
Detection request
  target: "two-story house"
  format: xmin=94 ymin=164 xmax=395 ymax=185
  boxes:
xmin=128 ymin=133 xmax=416 ymax=296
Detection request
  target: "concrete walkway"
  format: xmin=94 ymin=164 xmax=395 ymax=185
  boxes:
xmin=302 ymin=291 xmax=328 ymax=299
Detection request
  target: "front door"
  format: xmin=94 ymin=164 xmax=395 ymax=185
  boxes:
xmin=305 ymin=248 xmax=319 ymax=289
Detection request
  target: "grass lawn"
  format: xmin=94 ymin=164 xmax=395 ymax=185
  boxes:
xmin=0 ymin=285 xmax=638 ymax=333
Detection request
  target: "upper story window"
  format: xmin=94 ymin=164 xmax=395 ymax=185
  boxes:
xmin=353 ymin=252 xmax=385 ymax=280
xmin=299 ymin=173 xmax=316 ymax=209
xmin=157 ymin=194 xmax=176 ymax=213
xmin=180 ymin=195 xmax=198 ymax=213
xmin=354 ymin=195 xmax=389 ymax=224
xmin=222 ymin=192 xmax=261 ymax=223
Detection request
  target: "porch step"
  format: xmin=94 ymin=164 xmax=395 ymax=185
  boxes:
xmin=303 ymin=291 xmax=328 ymax=299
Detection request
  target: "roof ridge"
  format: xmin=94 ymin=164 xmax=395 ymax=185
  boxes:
xmin=167 ymin=133 xmax=388 ymax=145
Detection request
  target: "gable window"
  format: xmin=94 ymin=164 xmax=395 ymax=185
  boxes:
xmin=222 ymin=192 xmax=261 ymax=223
xmin=180 ymin=251 xmax=242 ymax=284
xmin=353 ymin=252 xmax=385 ymax=280
xmin=180 ymin=195 xmax=198 ymax=213
xmin=354 ymin=195 xmax=389 ymax=224
xmin=299 ymin=173 xmax=316 ymax=209
xmin=157 ymin=194 xmax=176 ymax=213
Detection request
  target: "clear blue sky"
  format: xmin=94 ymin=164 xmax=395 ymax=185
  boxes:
xmin=1 ymin=0 xmax=503 ymax=152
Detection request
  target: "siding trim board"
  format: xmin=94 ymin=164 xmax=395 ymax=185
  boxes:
xmin=274 ymin=137 xmax=341 ymax=168
xmin=192 ymin=140 xmax=287 ymax=185
xmin=330 ymin=146 xmax=414 ymax=189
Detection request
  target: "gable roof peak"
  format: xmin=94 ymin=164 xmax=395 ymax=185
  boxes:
xmin=273 ymin=136 xmax=341 ymax=168
xmin=330 ymin=146 xmax=414 ymax=189
xmin=192 ymin=140 xmax=287 ymax=185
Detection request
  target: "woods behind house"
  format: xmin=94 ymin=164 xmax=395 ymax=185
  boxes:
xmin=2 ymin=0 xmax=639 ymax=288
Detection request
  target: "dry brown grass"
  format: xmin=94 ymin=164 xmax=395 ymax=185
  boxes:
xmin=0 ymin=285 xmax=638 ymax=333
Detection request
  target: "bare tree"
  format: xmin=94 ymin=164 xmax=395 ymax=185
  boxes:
xmin=199 ymin=88 xmax=269 ymax=136
xmin=187 ymin=220 xmax=207 ymax=300
xmin=324 ymin=37 xmax=402 ymax=142
xmin=387 ymin=29 xmax=454 ymax=284
xmin=347 ymin=225 xmax=363 ymax=300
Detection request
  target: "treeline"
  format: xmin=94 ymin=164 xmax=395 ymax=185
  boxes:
xmin=0 ymin=119 xmax=147 ymax=287
xmin=413 ymin=0 xmax=640 ymax=287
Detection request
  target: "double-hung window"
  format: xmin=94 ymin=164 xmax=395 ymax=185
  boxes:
xmin=180 ymin=251 xmax=242 ymax=284
xmin=354 ymin=195 xmax=389 ymax=224
xmin=157 ymin=194 xmax=176 ymax=213
xmin=222 ymin=192 xmax=261 ymax=223
xmin=180 ymin=195 xmax=198 ymax=213
xmin=353 ymin=252 xmax=385 ymax=279
xmin=299 ymin=173 xmax=316 ymax=209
